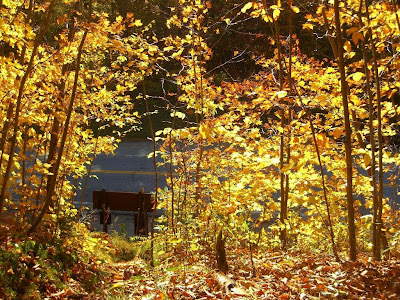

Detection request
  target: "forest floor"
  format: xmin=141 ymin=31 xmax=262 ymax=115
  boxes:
xmin=2 ymin=225 xmax=400 ymax=299
xmin=49 ymin=247 xmax=400 ymax=299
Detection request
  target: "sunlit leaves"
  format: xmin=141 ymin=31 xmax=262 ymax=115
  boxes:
xmin=1 ymin=0 xmax=396 ymax=263
xmin=241 ymin=2 xmax=253 ymax=14
xmin=275 ymin=91 xmax=287 ymax=99
xmin=170 ymin=111 xmax=186 ymax=119
xmin=351 ymin=72 xmax=364 ymax=82
xmin=303 ymin=23 xmax=313 ymax=30
xmin=332 ymin=128 xmax=343 ymax=139
xmin=351 ymin=31 xmax=364 ymax=45
xmin=344 ymin=40 xmax=352 ymax=53
xmin=132 ymin=19 xmax=143 ymax=27
xmin=0 ymin=0 xmax=158 ymax=228
xmin=291 ymin=6 xmax=300 ymax=13
xmin=272 ymin=7 xmax=281 ymax=20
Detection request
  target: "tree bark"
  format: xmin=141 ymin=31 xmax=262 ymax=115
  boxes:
xmin=333 ymin=0 xmax=357 ymax=261
xmin=357 ymin=1 xmax=380 ymax=260
xmin=143 ymin=82 xmax=159 ymax=267
xmin=216 ymin=228 xmax=229 ymax=273
xmin=269 ymin=0 xmax=287 ymax=250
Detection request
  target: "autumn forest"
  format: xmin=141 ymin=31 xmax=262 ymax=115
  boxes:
xmin=1 ymin=0 xmax=400 ymax=298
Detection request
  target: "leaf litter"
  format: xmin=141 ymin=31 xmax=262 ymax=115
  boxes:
xmin=95 ymin=251 xmax=400 ymax=299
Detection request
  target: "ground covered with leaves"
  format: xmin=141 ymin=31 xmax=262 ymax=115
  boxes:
xmin=1 ymin=224 xmax=400 ymax=299
xmin=99 ymin=250 xmax=400 ymax=299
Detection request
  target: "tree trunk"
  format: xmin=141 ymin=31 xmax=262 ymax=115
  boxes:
xmin=269 ymin=0 xmax=287 ymax=250
xmin=333 ymin=0 xmax=357 ymax=261
xmin=358 ymin=3 xmax=380 ymax=260
xmin=143 ymin=82 xmax=159 ymax=267
xmin=216 ymin=228 xmax=229 ymax=273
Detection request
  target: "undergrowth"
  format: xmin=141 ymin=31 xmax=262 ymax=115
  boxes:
xmin=0 ymin=220 xmax=157 ymax=299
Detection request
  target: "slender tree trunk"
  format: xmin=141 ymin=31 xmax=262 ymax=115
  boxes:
xmin=333 ymin=0 xmax=357 ymax=261
xmin=322 ymin=8 xmax=338 ymax=59
xmin=272 ymin=1 xmax=287 ymax=250
xmin=143 ymin=82 xmax=159 ymax=267
xmin=262 ymin=0 xmax=287 ymax=249
xmin=283 ymin=0 xmax=294 ymax=248
xmin=392 ymin=0 xmax=400 ymax=32
xmin=77 ymin=132 xmax=100 ymax=221
xmin=283 ymin=1 xmax=293 ymax=246
xmin=193 ymin=37 xmax=205 ymax=210
xmin=21 ymin=126 xmax=28 ymax=187
xmin=27 ymin=0 xmax=92 ymax=234
xmin=310 ymin=120 xmax=340 ymax=261
xmin=369 ymin=23 xmax=384 ymax=262
xmin=168 ymin=111 xmax=177 ymax=235
xmin=357 ymin=2 xmax=380 ymax=260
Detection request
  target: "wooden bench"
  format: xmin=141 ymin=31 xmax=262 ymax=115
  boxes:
xmin=93 ymin=189 xmax=154 ymax=235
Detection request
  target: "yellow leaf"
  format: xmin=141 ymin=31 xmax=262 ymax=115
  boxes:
xmin=275 ymin=91 xmax=287 ymax=98
xmin=134 ymin=19 xmax=143 ymax=26
xmin=346 ymin=27 xmax=359 ymax=35
xmin=180 ymin=129 xmax=190 ymax=139
xmin=148 ymin=45 xmax=158 ymax=55
xmin=199 ymin=123 xmax=212 ymax=141
xmin=227 ymin=204 xmax=237 ymax=214
xmin=344 ymin=40 xmax=352 ymax=53
xmin=291 ymin=6 xmax=300 ymax=13
xmin=352 ymin=72 xmax=364 ymax=82
xmin=281 ymin=161 xmax=294 ymax=173
xmin=352 ymin=31 xmax=364 ymax=45
xmin=241 ymin=2 xmax=253 ymax=13
xmin=110 ymin=281 xmax=125 ymax=290
xmin=171 ymin=49 xmax=183 ymax=59
xmin=170 ymin=111 xmax=186 ymax=119
xmin=303 ymin=23 xmax=313 ymax=30
xmin=36 ymin=159 xmax=43 ymax=167
xmin=363 ymin=154 xmax=371 ymax=167
xmin=273 ymin=8 xmax=280 ymax=20
xmin=333 ymin=127 xmax=343 ymax=139
xmin=280 ymin=163 xmax=291 ymax=173
xmin=163 ymin=46 xmax=174 ymax=52
xmin=316 ymin=133 xmax=327 ymax=147
xmin=316 ymin=94 xmax=327 ymax=103
xmin=168 ymin=238 xmax=183 ymax=244
xmin=43 ymin=163 xmax=52 ymax=169
xmin=163 ymin=127 xmax=172 ymax=135
xmin=263 ymin=15 xmax=273 ymax=23
xmin=117 ymin=55 xmax=127 ymax=62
